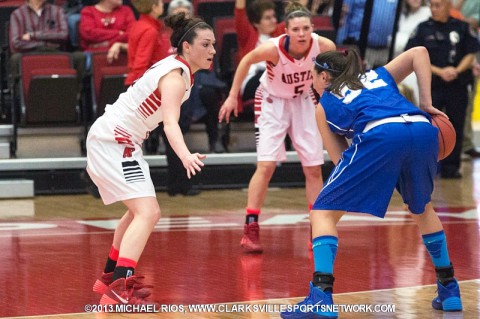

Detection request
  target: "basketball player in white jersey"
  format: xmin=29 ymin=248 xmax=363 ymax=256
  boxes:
xmin=219 ymin=0 xmax=336 ymax=253
xmin=86 ymin=13 xmax=215 ymax=305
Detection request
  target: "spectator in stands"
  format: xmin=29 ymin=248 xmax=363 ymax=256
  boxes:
xmin=145 ymin=0 xmax=225 ymax=196
xmin=219 ymin=0 xmax=336 ymax=253
xmin=79 ymin=0 xmax=135 ymax=65
xmin=62 ymin=0 xmax=100 ymax=50
xmin=144 ymin=0 xmax=202 ymax=196
xmin=166 ymin=0 xmax=228 ymax=155
xmin=391 ymin=0 xmax=431 ymax=106
xmin=125 ymin=0 xmax=168 ymax=85
xmin=406 ymin=0 xmax=480 ymax=178
xmin=124 ymin=0 xmax=198 ymax=196
xmin=394 ymin=0 xmax=431 ymax=58
xmin=8 ymin=0 xmax=86 ymax=103
xmin=235 ymin=0 xmax=284 ymax=102
xmin=336 ymin=0 xmax=398 ymax=68
xmin=307 ymin=0 xmax=334 ymax=15
xmin=393 ymin=0 xmax=470 ymax=106
xmin=9 ymin=0 xmax=68 ymax=55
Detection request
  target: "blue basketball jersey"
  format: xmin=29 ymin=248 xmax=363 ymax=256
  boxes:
xmin=320 ymin=67 xmax=429 ymax=139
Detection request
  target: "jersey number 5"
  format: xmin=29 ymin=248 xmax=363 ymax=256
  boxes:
xmin=293 ymin=84 xmax=305 ymax=98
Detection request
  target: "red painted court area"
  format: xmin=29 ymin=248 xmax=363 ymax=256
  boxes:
xmin=0 ymin=208 xmax=478 ymax=318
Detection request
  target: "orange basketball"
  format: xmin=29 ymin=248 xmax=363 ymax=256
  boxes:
xmin=431 ymin=114 xmax=456 ymax=160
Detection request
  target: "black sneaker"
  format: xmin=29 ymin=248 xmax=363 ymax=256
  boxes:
xmin=440 ymin=168 xmax=462 ymax=179
xmin=464 ymin=148 xmax=480 ymax=158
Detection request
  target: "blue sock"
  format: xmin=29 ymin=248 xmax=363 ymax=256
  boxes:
xmin=422 ymin=230 xmax=451 ymax=267
xmin=312 ymin=235 xmax=338 ymax=274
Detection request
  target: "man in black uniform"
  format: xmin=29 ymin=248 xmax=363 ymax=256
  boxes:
xmin=405 ymin=0 xmax=480 ymax=178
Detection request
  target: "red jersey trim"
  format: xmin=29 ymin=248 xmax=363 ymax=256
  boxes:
xmin=174 ymin=55 xmax=194 ymax=87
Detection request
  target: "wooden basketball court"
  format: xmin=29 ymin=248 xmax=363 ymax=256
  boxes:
xmin=0 ymin=160 xmax=479 ymax=319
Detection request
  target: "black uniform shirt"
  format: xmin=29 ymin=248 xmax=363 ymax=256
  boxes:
xmin=405 ymin=17 xmax=480 ymax=88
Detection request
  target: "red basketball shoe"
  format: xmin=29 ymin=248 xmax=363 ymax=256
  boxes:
xmin=240 ymin=222 xmax=263 ymax=253
xmin=100 ymin=276 xmax=157 ymax=307
xmin=93 ymin=272 xmax=152 ymax=298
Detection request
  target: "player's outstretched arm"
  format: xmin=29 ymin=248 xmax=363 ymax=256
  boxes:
xmin=161 ymin=70 xmax=206 ymax=178
xmin=219 ymin=41 xmax=278 ymax=123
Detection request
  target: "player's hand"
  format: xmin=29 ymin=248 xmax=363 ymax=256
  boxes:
xmin=425 ymin=106 xmax=448 ymax=119
xmin=182 ymin=153 xmax=206 ymax=179
xmin=218 ymin=95 xmax=238 ymax=123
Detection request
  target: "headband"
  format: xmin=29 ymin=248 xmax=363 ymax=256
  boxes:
xmin=177 ymin=22 xmax=205 ymax=48
xmin=314 ymin=60 xmax=342 ymax=74
xmin=285 ymin=9 xmax=309 ymax=20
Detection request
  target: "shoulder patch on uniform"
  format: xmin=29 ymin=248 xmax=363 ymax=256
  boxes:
xmin=449 ymin=31 xmax=460 ymax=45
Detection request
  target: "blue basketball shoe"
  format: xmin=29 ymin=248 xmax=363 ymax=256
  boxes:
xmin=281 ymin=282 xmax=338 ymax=319
xmin=432 ymin=279 xmax=462 ymax=311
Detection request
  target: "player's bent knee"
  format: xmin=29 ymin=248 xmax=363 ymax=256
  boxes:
xmin=303 ymin=166 xmax=322 ymax=179
xmin=153 ymin=209 xmax=161 ymax=224
xmin=256 ymin=163 xmax=276 ymax=177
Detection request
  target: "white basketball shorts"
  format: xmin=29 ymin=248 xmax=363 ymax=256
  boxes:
xmin=86 ymin=116 xmax=156 ymax=205
xmin=254 ymin=86 xmax=324 ymax=166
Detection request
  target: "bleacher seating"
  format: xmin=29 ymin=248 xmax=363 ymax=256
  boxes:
xmin=212 ymin=16 xmax=237 ymax=84
xmin=195 ymin=0 xmax=236 ymax=27
xmin=11 ymin=52 xmax=82 ymax=156
xmin=312 ymin=14 xmax=336 ymax=41
xmin=0 ymin=7 xmax=16 ymax=118
xmin=89 ymin=52 xmax=128 ymax=120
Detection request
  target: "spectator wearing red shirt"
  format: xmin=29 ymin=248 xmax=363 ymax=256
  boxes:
xmin=79 ymin=0 xmax=135 ymax=63
xmin=235 ymin=0 xmax=284 ymax=102
xmin=125 ymin=0 xmax=168 ymax=85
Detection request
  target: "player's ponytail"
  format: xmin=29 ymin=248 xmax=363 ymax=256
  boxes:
xmin=165 ymin=12 xmax=212 ymax=54
xmin=314 ymin=49 xmax=364 ymax=96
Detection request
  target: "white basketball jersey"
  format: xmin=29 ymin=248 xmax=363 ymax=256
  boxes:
xmin=103 ymin=55 xmax=193 ymax=143
xmin=259 ymin=33 xmax=321 ymax=99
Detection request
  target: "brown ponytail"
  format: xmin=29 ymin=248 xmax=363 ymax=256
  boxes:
xmin=313 ymin=49 xmax=365 ymax=96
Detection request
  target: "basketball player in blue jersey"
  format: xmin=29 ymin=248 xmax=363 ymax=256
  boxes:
xmin=281 ymin=46 xmax=462 ymax=319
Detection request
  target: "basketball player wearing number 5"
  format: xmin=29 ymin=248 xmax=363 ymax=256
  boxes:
xmin=218 ymin=1 xmax=336 ymax=253
xmin=281 ymin=46 xmax=462 ymax=318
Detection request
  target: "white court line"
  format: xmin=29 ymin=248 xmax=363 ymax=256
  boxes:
xmin=0 ymin=219 xmax=478 ymax=238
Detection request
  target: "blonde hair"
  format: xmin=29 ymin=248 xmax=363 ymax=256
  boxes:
xmin=283 ymin=0 xmax=311 ymax=27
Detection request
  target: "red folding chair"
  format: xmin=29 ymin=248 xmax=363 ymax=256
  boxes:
xmin=19 ymin=53 xmax=79 ymax=124
xmin=90 ymin=52 xmax=128 ymax=119
xmin=9 ymin=52 xmax=81 ymax=156
xmin=312 ymin=15 xmax=336 ymax=41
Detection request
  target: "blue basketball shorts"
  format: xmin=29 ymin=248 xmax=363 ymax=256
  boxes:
xmin=313 ymin=121 xmax=439 ymax=217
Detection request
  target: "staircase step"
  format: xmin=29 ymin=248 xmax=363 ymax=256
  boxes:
xmin=0 ymin=142 xmax=9 ymax=159
xmin=0 ymin=179 xmax=34 ymax=198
